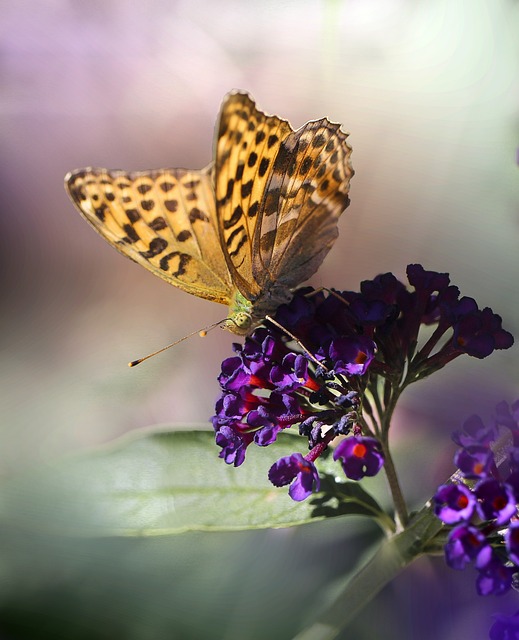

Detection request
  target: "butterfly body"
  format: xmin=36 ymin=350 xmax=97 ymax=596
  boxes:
xmin=65 ymin=92 xmax=353 ymax=334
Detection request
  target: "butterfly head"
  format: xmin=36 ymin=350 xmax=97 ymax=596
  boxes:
xmin=222 ymin=311 xmax=253 ymax=335
xmin=221 ymin=290 xmax=254 ymax=335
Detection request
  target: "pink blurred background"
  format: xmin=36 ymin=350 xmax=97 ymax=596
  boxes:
xmin=1 ymin=2 xmax=519 ymax=639
xmin=1 ymin=0 xmax=518 ymax=480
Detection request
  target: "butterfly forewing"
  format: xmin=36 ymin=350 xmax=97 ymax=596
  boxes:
xmin=65 ymin=166 xmax=233 ymax=304
xmin=253 ymin=118 xmax=354 ymax=290
xmin=214 ymin=92 xmax=293 ymax=299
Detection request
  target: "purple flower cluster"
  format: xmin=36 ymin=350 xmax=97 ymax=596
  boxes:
xmin=211 ymin=318 xmax=377 ymax=500
xmin=212 ymin=265 xmax=513 ymax=502
xmin=273 ymin=264 xmax=512 ymax=386
xmin=490 ymin=610 xmax=519 ymax=639
xmin=212 ymin=286 xmax=389 ymax=499
xmin=212 ymin=326 xmax=324 ymax=468
xmin=433 ymin=401 xmax=519 ymax=596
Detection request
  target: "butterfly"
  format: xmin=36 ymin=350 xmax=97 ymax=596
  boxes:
xmin=65 ymin=91 xmax=354 ymax=336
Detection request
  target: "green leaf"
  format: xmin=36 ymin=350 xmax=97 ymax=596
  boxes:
xmin=310 ymin=474 xmax=390 ymax=526
xmin=0 ymin=427 xmax=335 ymax=537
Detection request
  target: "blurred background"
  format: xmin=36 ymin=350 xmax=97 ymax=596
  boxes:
xmin=1 ymin=0 xmax=518 ymax=638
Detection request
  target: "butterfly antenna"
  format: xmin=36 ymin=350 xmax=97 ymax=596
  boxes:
xmin=128 ymin=319 xmax=227 ymax=367
xmin=264 ymin=315 xmax=328 ymax=371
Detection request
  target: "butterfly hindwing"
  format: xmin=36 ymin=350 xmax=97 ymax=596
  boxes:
xmin=254 ymin=118 xmax=354 ymax=290
xmin=65 ymin=166 xmax=233 ymax=304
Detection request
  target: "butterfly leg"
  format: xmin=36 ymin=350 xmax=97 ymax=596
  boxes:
xmin=304 ymin=287 xmax=349 ymax=307
xmin=265 ymin=315 xmax=328 ymax=371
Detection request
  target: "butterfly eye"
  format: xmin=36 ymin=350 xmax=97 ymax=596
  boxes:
xmin=235 ymin=312 xmax=252 ymax=329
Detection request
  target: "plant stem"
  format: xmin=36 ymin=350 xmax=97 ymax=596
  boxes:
xmin=381 ymin=439 xmax=408 ymax=530
xmin=378 ymin=384 xmax=409 ymax=529
xmin=291 ymin=501 xmax=445 ymax=640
